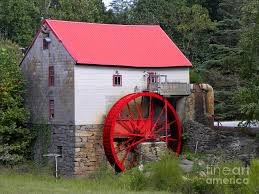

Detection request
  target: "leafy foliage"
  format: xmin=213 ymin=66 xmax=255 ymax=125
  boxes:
xmin=0 ymin=0 xmax=40 ymax=47
xmin=0 ymin=39 xmax=32 ymax=165
xmin=235 ymin=2 xmax=259 ymax=123
xmin=48 ymin=0 xmax=107 ymax=23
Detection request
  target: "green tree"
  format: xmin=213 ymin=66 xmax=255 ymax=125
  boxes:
xmin=0 ymin=39 xmax=32 ymax=165
xmin=109 ymin=0 xmax=135 ymax=23
xmin=126 ymin=0 xmax=215 ymax=65
xmin=0 ymin=0 xmax=40 ymax=47
xmin=236 ymin=2 xmax=259 ymax=124
xmin=48 ymin=0 xmax=108 ymax=23
xmin=200 ymin=0 xmax=246 ymax=120
xmin=110 ymin=0 xmax=134 ymax=13
xmin=175 ymin=4 xmax=216 ymax=63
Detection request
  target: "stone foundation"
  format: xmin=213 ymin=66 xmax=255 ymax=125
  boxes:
xmin=32 ymin=124 xmax=75 ymax=176
xmin=33 ymin=124 xmax=106 ymax=176
xmin=138 ymin=142 xmax=167 ymax=163
xmin=74 ymin=125 xmax=105 ymax=176
xmin=51 ymin=125 xmax=75 ymax=176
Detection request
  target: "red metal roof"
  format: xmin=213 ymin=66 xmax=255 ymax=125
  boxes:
xmin=44 ymin=19 xmax=192 ymax=68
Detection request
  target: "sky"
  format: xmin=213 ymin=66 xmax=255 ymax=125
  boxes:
xmin=103 ymin=0 xmax=113 ymax=7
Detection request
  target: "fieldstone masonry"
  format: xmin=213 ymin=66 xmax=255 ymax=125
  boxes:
xmin=138 ymin=142 xmax=167 ymax=163
xmin=183 ymin=120 xmax=259 ymax=165
xmin=74 ymin=125 xmax=105 ymax=176
xmin=51 ymin=125 xmax=75 ymax=176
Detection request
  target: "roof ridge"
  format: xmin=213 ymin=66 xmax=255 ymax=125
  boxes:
xmin=45 ymin=19 xmax=160 ymax=28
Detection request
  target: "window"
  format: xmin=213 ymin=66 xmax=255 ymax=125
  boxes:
xmin=57 ymin=146 xmax=62 ymax=157
xmin=49 ymin=100 xmax=54 ymax=119
xmin=48 ymin=66 xmax=54 ymax=86
xmin=148 ymin=72 xmax=157 ymax=83
xmin=43 ymin=38 xmax=48 ymax=50
xmin=43 ymin=34 xmax=51 ymax=50
xmin=147 ymin=72 xmax=157 ymax=90
xmin=113 ymin=75 xmax=122 ymax=86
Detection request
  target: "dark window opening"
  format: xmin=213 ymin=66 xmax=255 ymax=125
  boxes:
xmin=148 ymin=72 xmax=157 ymax=83
xmin=49 ymin=100 xmax=54 ymax=119
xmin=48 ymin=66 xmax=55 ymax=86
xmin=57 ymin=146 xmax=62 ymax=157
xmin=147 ymin=72 xmax=157 ymax=90
xmin=43 ymin=33 xmax=50 ymax=50
xmin=43 ymin=39 xmax=48 ymax=50
xmin=113 ymin=75 xmax=122 ymax=86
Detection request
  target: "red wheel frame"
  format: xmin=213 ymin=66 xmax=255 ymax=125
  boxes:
xmin=103 ymin=92 xmax=182 ymax=172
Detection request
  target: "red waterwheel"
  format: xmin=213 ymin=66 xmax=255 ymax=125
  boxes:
xmin=103 ymin=92 xmax=182 ymax=172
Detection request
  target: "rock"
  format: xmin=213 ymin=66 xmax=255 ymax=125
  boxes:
xmin=181 ymin=159 xmax=194 ymax=165
xmin=180 ymin=159 xmax=194 ymax=173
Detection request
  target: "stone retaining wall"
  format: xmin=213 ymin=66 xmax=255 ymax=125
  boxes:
xmin=183 ymin=120 xmax=259 ymax=165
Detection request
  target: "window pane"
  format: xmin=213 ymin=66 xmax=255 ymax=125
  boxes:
xmin=49 ymin=100 xmax=54 ymax=119
xmin=117 ymin=76 xmax=121 ymax=85
xmin=115 ymin=77 xmax=118 ymax=85
xmin=113 ymin=75 xmax=122 ymax=86
xmin=49 ymin=66 xmax=54 ymax=86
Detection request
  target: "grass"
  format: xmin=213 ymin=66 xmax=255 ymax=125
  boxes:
xmin=0 ymin=153 xmax=259 ymax=194
xmin=0 ymin=168 xmax=168 ymax=194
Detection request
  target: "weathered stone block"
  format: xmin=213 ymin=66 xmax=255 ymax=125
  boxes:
xmin=138 ymin=142 xmax=167 ymax=163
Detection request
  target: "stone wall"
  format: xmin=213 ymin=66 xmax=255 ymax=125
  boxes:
xmin=51 ymin=125 xmax=75 ymax=176
xmin=32 ymin=124 xmax=75 ymax=176
xmin=179 ymin=84 xmax=214 ymax=127
xmin=33 ymin=124 xmax=106 ymax=176
xmin=74 ymin=125 xmax=105 ymax=176
xmin=183 ymin=120 xmax=259 ymax=165
xmin=138 ymin=142 xmax=167 ymax=163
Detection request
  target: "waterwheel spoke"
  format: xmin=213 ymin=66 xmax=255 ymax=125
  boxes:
xmin=116 ymin=120 xmax=134 ymax=134
xmin=151 ymin=105 xmax=165 ymax=132
xmin=149 ymin=96 xmax=153 ymax=118
xmin=126 ymin=103 xmax=134 ymax=119
xmin=115 ymin=132 xmax=144 ymax=137
xmin=114 ymin=138 xmax=134 ymax=152
xmin=116 ymin=137 xmax=146 ymax=154
xmin=134 ymin=99 xmax=146 ymax=129
xmin=134 ymin=99 xmax=143 ymax=120
xmin=153 ymin=120 xmax=176 ymax=134
xmin=167 ymin=120 xmax=176 ymax=127
xmin=154 ymin=136 xmax=178 ymax=142
xmin=153 ymin=125 xmax=166 ymax=134
xmin=119 ymin=109 xmax=137 ymax=129
xmin=165 ymin=101 xmax=168 ymax=143
xmin=121 ymin=148 xmax=132 ymax=164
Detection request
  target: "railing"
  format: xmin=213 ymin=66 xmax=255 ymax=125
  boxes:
xmin=149 ymin=82 xmax=191 ymax=96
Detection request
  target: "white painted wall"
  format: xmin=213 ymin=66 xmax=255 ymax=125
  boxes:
xmin=74 ymin=65 xmax=189 ymax=125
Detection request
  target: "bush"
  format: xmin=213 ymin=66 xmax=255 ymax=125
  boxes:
xmin=0 ymin=39 xmax=32 ymax=165
xmin=117 ymin=152 xmax=184 ymax=192
xmin=190 ymin=69 xmax=203 ymax=83
xmin=245 ymin=159 xmax=259 ymax=193
xmin=146 ymin=153 xmax=184 ymax=192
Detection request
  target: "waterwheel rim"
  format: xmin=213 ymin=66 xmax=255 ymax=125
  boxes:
xmin=103 ymin=92 xmax=182 ymax=172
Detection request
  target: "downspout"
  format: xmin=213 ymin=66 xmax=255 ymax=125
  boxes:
xmin=199 ymin=84 xmax=214 ymax=116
